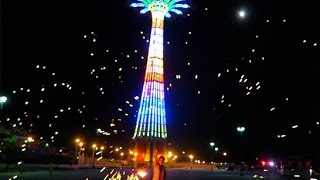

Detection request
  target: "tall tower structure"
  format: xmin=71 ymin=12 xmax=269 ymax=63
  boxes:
xmin=130 ymin=0 xmax=189 ymax=167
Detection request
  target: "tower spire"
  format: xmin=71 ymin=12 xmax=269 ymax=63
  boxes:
xmin=130 ymin=0 xmax=189 ymax=166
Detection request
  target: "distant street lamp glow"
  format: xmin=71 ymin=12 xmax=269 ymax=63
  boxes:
xmin=0 ymin=96 xmax=7 ymax=109
xmin=0 ymin=96 xmax=7 ymax=103
xmin=92 ymin=144 xmax=97 ymax=168
xmin=75 ymin=138 xmax=80 ymax=157
xmin=189 ymin=155 xmax=194 ymax=169
xmin=120 ymin=152 xmax=124 ymax=160
xmin=27 ymin=137 xmax=34 ymax=142
xmin=239 ymin=10 xmax=245 ymax=18
xmin=209 ymin=142 xmax=215 ymax=171
xmin=237 ymin=126 xmax=245 ymax=133
xmin=237 ymin=126 xmax=245 ymax=172
xmin=101 ymin=146 xmax=104 ymax=158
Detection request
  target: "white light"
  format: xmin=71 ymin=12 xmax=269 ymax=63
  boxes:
xmin=239 ymin=10 xmax=245 ymax=18
xmin=269 ymin=161 xmax=274 ymax=166
xmin=0 ymin=96 xmax=7 ymax=103
xmin=137 ymin=171 xmax=147 ymax=178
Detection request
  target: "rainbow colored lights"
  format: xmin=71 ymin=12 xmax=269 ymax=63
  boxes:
xmin=131 ymin=0 xmax=190 ymax=18
xmin=131 ymin=0 xmax=189 ymax=139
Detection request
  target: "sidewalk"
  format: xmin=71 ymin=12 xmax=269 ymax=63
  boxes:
xmin=0 ymin=163 xmax=79 ymax=173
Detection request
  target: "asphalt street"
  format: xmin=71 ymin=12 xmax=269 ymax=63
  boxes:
xmin=0 ymin=167 xmax=297 ymax=180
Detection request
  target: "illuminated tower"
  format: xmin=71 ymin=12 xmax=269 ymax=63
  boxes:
xmin=130 ymin=0 xmax=189 ymax=166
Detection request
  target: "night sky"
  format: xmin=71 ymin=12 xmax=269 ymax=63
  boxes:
xmin=1 ymin=0 xmax=319 ymax=161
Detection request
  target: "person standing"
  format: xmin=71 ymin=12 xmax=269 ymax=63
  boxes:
xmin=152 ymin=156 xmax=166 ymax=180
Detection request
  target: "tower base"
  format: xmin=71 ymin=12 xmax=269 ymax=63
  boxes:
xmin=129 ymin=138 xmax=167 ymax=168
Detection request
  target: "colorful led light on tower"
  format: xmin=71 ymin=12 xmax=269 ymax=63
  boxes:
xmin=130 ymin=0 xmax=189 ymax=165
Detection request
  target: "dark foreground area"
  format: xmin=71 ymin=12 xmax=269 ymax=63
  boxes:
xmin=0 ymin=164 xmax=310 ymax=180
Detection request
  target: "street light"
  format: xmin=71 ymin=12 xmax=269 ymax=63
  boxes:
xmin=100 ymin=146 xmax=104 ymax=158
xmin=92 ymin=144 xmax=96 ymax=168
xmin=79 ymin=142 xmax=84 ymax=165
xmin=173 ymin=155 xmax=177 ymax=168
xmin=129 ymin=150 xmax=134 ymax=168
xmin=120 ymin=152 xmax=124 ymax=160
xmin=79 ymin=142 xmax=83 ymax=151
xmin=210 ymin=142 xmax=215 ymax=171
xmin=75 ymin=138 xmax=80 ymax=157
xmin=189 ymin=155 xmax=194 ymax=169
xmin=0 ymin=96 xmax=7 ymax=121
xmin=168 ymin=151 xmax=172 ymax=167
xmin=237 ymin=126 xmax=245 ymax=176
xmin=27 ymin=136 xmax=34 ymax=150
xmin=237 ymin=126 xmax=245 ymax=134
xmin=0 ymin=96 xmax=7 ymax=109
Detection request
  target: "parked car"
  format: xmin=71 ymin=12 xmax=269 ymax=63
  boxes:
xmin=280 ymin=165 xmax=304 ymax=178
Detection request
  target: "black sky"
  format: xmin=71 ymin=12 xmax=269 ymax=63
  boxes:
xmin=1 ymin=0 xmax=319 ymax=161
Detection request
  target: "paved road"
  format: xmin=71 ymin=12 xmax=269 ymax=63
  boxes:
xmin=0 ymin=167 xmax=300 ymax=180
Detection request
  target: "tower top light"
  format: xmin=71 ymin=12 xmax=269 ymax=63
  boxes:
xmin=131 ymin=0 xmax=190 ymax=18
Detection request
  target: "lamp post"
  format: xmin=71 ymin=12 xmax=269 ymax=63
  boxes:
xmin=210 ymin=142 xmax=215 ymax=171
xmin=27 ymin=136 xmax=34 ymax=150
xmin=75 ymin=138 xmax=80 ymax=157
xmin=129 ymin=151 xmax=134 ymax=168
xmin=0 ymin=96 xmax=7 ymax=109
xmin=92 ymin=144 xmax=96 ymax=168
xmin=134 ymin=152 xmax=138 ymax=168
xmin=237 ymin=126 xmax=245 ymax=135
xmin=120 ymin=152 xmax=124 ymax=167
xmin=79 ymin=142 xmax=84 ymax=165
xmin=237 ymin=126 xmax=245 ymax=176
xmin=173 ymin=155 xmax=177 ymax=168
xmin=189 ymin=155 xmax=193 ymax=169
xmin=100 ymin=146 xmax=104 ymax=158
xmin=168 ymin=151 xmax=172 ymax=168
xmin=0 ymin=96 xmax=7 ymax=120
xmin=120 ymin=152 xmax=124 ymax=160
